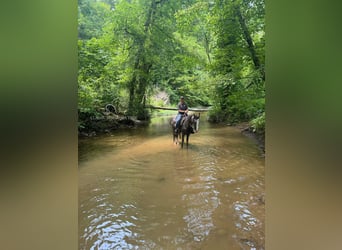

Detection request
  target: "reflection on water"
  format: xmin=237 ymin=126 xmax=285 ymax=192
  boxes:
xmin=79 ymin=114 xmax=264 ymax=249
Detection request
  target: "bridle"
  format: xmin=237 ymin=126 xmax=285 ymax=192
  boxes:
xmin=190 ymin=115 xmax=200 ymax=133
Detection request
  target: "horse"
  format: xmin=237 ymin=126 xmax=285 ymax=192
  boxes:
xmin=170 ymin=113 xmax=200 ymax=148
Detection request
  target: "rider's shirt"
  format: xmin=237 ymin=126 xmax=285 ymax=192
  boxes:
xmin=178 ymin=102 xmax=188 ymax=114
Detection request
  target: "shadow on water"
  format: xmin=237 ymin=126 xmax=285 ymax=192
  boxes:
xmin=79 ymin=112 xmax=265 ymax=249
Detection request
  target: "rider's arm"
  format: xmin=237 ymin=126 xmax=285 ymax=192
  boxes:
xmin=178 ymin=103 xmax=188 ymax=113
xmin=178 ymin=107 xmax=188 ymax=113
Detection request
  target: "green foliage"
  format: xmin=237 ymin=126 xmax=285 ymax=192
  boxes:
xmin=78 ymin=0 xmax=111 ymax=40
xmin=78 ymin=78 xmax=100 ymax=114
xmin=209 ymin=73 xmax=264 ymax=123
xmin=250 ymin=111 xmax=265 ymax=134
xmin=209 ymin=94 xmax=264 ymax=123
xmin=77 ymin=0 xmax=265 ymax=132
xmin=172 ymin=70 xmax=211 ymax=107
xmin=208 ymin=0 xmax=265 ymax=124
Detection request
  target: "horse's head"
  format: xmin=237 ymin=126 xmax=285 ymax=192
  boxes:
xmin=190 ymin=113 xmax=200 ymax=133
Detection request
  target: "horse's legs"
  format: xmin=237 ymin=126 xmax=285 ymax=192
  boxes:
xmin=173 ymin=132 xmax=178 ymax=144
xmin=186 ymin=133 xmax=189 ymax=148
xmin=181 ymin=133 xmax=184 ymax=148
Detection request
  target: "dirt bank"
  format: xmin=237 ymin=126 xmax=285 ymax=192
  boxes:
xmin=78 ymin=111 xmax=149 ymax=137
xmin=236 ymin=122 xmax=265 ymax=156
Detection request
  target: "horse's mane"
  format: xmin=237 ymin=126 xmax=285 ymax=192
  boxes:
xmin=181 ymin=114 xmax=195 ymax=128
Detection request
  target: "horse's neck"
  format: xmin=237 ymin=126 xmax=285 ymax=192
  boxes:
xmin=182 ymin=116 xmax=192 ymax=127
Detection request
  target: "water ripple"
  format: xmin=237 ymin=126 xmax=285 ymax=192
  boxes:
xmin=79 ymin=115 xmax=264 ymax=249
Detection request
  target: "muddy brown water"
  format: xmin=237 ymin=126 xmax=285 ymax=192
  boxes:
xmin=79 ymin=113 xmax=265 ymax=250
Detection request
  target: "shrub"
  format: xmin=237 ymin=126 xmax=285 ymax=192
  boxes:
xmin=250 ymin=111 xmax=265 ymax=134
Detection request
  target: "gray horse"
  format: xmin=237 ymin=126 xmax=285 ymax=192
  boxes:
xmin=170 ymin=113 xmax=200 ymax=148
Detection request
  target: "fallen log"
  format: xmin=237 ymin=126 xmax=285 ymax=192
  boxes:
xmin=145 ymin=105 xmax=211 ymax=112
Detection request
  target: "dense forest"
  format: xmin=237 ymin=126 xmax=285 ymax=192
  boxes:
xmin=78 ymin=0 xmax=265 ymax=136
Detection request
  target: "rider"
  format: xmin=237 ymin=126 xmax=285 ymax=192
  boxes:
xmin=175 ymin=96 xmax=189 ymax=133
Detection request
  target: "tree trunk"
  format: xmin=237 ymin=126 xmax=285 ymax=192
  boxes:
xmin=144 ymin=0 xmax=156 ymax=32
xmin=204 ymin=32 xmax=211 ymax=64
xmin=235 ymin=6 xmax=265 ymax=81
xmin=127 ymin=57 xmax=140 ymax=115
xmin=128 ymin=0 xmax=158 ymax=117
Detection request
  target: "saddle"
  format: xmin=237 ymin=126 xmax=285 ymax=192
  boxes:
xmin=174 ymin=115 xmax=194 ymax=134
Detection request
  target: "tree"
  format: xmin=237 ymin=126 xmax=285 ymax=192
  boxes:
xmin=78 ymin=0 xmax=112 ymax=40
xmin=208 ymin=0 xmax=265 ymax=123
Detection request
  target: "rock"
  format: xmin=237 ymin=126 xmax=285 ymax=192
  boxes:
xmin=79 ymin=132 xmax=89 ymax=137
xmin=258 ymin=195 xmax=265 ymax=205
xmin=158 ymin=177 xmax=166 ymax=182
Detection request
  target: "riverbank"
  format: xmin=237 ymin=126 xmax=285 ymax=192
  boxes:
xmin=236 ymin=122 xmax=265 ymax=156
xmin=78 ymin=112 xmax=149 ymax=137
